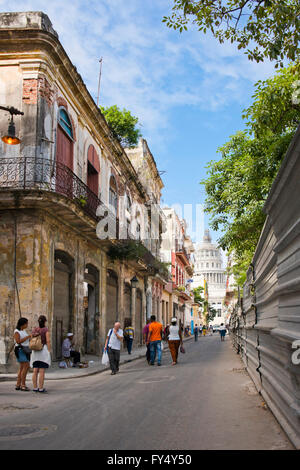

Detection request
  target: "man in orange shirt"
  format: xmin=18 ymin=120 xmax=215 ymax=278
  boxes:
xmin=147 ymin=315 xmax=163 ymax=366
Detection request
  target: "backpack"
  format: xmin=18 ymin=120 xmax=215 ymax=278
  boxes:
xmin=29 ymin=334 xmax=43 ymax=351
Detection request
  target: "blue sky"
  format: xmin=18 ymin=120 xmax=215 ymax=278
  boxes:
xmin=0 ymin=0 xmax=278 ymax=246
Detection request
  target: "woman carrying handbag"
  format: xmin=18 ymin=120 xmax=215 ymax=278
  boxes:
xmin=30 ymin=315 xmax=51 ymax=393
xmin=168 ymin=317 xmax=183 ymax=365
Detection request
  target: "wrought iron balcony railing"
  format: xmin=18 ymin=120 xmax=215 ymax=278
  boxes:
xmin=175 ymin=241 xmax=190 ymax=262
xmin=0 ymin=157 xmax=103 ymax=220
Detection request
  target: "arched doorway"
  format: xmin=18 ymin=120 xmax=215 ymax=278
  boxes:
xmin=124 ymin=282 xmax=131 ymax=323
xmin=136 ymin=288 xmax=143 ymax=345
xmin=83 ymin=264 xmax=100 ymax=354
xmin=53 ymin=250 xmax=74 ymax=360
xmin=106 ymin=269 xmax=118 ymax=329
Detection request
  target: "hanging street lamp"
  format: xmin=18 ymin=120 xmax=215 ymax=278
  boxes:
xmin=130 ymin=275 xmax=139 ymax=289
xmin=0 ymin=106 xmax=24 ymax=145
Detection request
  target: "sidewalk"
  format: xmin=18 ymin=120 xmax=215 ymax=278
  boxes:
xmin=0 ymin=335 xmax=194 ymax=382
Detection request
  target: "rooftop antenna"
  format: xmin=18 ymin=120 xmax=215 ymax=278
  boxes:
xmin=96 ymin=57 xmax=103 ymax=107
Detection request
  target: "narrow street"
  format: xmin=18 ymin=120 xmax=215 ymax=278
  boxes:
xmin=0 ymin=335 xmax=293 ymax=450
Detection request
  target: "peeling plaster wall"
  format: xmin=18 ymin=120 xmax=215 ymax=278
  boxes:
xmin=0 ymin=209 xmax=107 ymax=366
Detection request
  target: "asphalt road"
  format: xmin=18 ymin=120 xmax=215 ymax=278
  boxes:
xmin=0 ymin=334 xmax=294 ymax=450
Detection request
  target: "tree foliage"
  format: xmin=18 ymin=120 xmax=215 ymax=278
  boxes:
xmin=192 ymin=285 xmax=205 ymax=305
xmin=207 ymin=306 xmax=217 ymax=324
xmin=163 ymin=1 xmax=300 ymax=67
xmin=100 ymin=105 xmax=142 ymax=148
xmin=201 ymin=65 xmax=300 ymax=286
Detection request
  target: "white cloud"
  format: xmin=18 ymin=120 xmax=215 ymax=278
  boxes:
xmin=0 ymin=0 xmax=278 ymax=144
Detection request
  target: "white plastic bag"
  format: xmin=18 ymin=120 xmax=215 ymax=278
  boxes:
xmin=59 ymin=361 xmax=67 ymax=368
xmin=161 ymin=341 xmax=164 ymax=351
xmin=101 ymin=350 xmax=109 ymax=365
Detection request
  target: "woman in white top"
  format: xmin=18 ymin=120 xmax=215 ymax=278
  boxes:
xmin=168 ymin=317 xmax=183 ymax=365
xmin=14 ymin=317 xmax=32 ymax=391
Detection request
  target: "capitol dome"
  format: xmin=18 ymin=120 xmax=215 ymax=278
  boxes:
xmin=192 ymin=229 xmax=227 ymax=323
xmin=194 ymin=229 xmax=225 ymax=279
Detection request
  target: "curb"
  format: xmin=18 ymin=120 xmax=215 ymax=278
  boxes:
xmin=0 ymin=336 xmax=194 ymax=382
xmin=0 ymin=350 xmax=147 ymax=382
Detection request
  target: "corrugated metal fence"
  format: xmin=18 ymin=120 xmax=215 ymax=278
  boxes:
xmin=230 ymin=127 xmax=300 ymax=449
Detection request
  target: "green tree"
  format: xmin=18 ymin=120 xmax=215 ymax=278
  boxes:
xmin=207 ymin=306 xmax=217 ymax=324
xmin=201 ymin=65 xmax=300 ymax=286
xmin=100 ymin=105 xmax=142 ymax=148
xmin=192 ymin=286 xmax=205 ymax=305
xmin=163 ymin=1 xmax=300 ymax=67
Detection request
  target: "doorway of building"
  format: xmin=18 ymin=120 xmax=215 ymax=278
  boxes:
xmin=53 ymin=250 xmax=74 ymax=360
xmin=106 ymin=269 xmax=118 ymax=330
xmin=136 ymin=288 xmax=143 ymax=345
xmin=83 ymin=264 xmax=100 ymax=355
xmin=124 ymin=282 xmax=132 ymax=326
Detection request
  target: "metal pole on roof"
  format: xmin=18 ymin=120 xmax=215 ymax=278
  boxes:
xmin=96 ymin=57 xmax=103 ymax=107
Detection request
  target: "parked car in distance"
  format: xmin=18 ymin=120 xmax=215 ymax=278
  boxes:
xmin=212 ymin=325 xmax=220 ymax=333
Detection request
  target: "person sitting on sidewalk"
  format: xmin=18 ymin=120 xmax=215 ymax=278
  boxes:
xmin=62 ymin=333 xmax=81 ymax=367
xmin=104 ymin=322 xmax=123 ymax=375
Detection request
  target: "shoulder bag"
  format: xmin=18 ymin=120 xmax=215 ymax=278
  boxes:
xmin=29 ymin=334 xmax=43 ymax=351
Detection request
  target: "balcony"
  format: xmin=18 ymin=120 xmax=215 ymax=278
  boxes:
xmin=175 ymin=242 xmax=193 ymax=276
xmin=175 ymin=242 xmax=190 ymax=262
xmin=0 ymin=156 xmax=123 ymax=244
xmin=0 ymin=157 xmax=168 ymax=276
xmin=0 ymin=157 xmax=103 ymax=218
xmin=173 ymin=284 xmax=193 ymax=301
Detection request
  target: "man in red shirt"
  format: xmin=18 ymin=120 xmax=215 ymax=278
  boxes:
xmin=147 ymin=315 xmax=163 ymax=366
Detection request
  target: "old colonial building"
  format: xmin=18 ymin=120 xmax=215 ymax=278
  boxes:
xmin=125 ymin=138 xmax=167 ymax=324
xmin=0 ymin=11 xmax=167 ymax=368
xmin=160 ymin=207 xmax=194 ymax=327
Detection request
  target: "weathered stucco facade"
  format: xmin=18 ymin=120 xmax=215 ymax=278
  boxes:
xmin=160 ymin=207 xmax=194 ymax=327
xmin=0 ymin=11 xmax=168 ymax=368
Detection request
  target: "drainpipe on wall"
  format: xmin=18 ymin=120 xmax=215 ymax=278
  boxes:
xmin=5 ymin=216 xmax=22 ymax=364
xmin=14 ymin=216 xmax=21 ymax=319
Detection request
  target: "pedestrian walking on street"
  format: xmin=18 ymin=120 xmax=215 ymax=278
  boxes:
xmin=123 ymin=318 xmax=134 ymax=355
xmin=194 ymin=324 xmax=199 ymax=342
xmin=104 ymin=322 xmax=124 ymax=375
xmin=168 ymin=317 xmax=183 ymax=365
xmin=203 ymin=325 xmax=207 ymax=336
xmin=209 ymin=325 xmax=213 ymax=336
xmin=143 ymin=319 xmax=151 ymax=364
xmin=14 ymin=317 xmax=32 ymax=391
xmin=163 ymin=324 xmax=170 ymax=343
xmin=219 ymin=323 xmax=227 ymax=342
xmin=199 ymin=324 xmax=203 ymax=336
xmin=30 ymin=315 xmax=51 ymax=393
xmin=147 ymin=315 xmax=163 ymax=366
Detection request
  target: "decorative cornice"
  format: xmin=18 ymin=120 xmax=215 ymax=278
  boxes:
xmin=0 ymin=24 xmax=148 ymax=201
